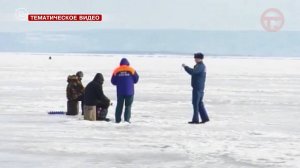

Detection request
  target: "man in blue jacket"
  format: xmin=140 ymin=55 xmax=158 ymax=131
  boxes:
xmin=111 ymin=58 xmax=139 ymax=123
xmin=182 ymin=53 xmax=209 ymax=124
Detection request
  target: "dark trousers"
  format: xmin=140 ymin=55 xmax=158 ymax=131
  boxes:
xmin=115 ymin=95 xmax=134 ymax=123
xmin=96 ymin=99 xmax=110 ymax=109
xmin=96 ymin=108 xmax=108 ymax=120
xmin=192 ymin=89 xmax=209 ymax=122
xmin=96 ymin=99 xmax=110 ymax=120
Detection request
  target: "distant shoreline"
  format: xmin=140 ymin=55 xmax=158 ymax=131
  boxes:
xmin=1 ymin=30 xmax=299 ymax=57
xmin=1 ymin=51 xmax=299 ymax=59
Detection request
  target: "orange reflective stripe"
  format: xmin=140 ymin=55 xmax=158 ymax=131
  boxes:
xmin=113 ymin=65 xmax=135 ymax=76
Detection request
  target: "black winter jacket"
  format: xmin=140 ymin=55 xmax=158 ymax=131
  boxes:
xmin=84 ymin=73 xmax=110 ymax=106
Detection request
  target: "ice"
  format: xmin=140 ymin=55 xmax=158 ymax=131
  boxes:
xmin=0 ymin=53 xmax=300 ymax=168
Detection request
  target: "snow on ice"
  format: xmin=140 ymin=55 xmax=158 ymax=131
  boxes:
xmin=0 ymin=53 xmax=299 ymax=168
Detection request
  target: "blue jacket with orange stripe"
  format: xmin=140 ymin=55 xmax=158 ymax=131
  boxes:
xmin=111 ymin=58 xmax=139 ymax=96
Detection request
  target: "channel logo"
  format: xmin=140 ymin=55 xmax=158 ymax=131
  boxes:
xmin=28 ymin=14 xmax=102 ymax=22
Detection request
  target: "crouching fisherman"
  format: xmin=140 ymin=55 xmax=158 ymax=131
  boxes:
xmin=84 ymin=73 xmax=111 ymax=121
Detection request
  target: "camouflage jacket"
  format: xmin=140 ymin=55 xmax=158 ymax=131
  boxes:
xmin=66 ymin=75 xmax=84 ymax=100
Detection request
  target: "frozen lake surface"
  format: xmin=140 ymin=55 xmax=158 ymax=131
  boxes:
xmin=0 ymin=53 xmax=300 ymax=168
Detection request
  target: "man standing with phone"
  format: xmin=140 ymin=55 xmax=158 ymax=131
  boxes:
xmin=182 ymin=52 xmax=209 ymax=124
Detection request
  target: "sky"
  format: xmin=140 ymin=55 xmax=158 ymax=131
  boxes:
xmin=0 ymin=0 xmax=299 ymax=32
